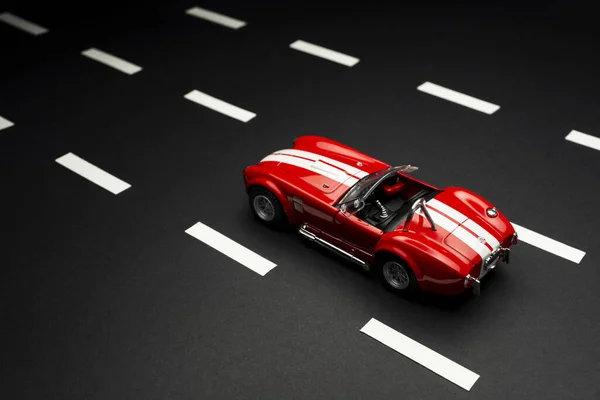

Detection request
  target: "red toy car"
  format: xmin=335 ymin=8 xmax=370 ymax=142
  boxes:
xmin=243 ymin=136 xmax=517 ymax=296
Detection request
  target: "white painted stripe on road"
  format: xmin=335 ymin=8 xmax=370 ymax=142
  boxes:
xmin=55 ymin=152 xmax=131 ymax=194
xmin=0 ymin=115 xmax=14 ymax=131
xmin=360 ymin=318 xmax=480 ymax=391
xmin=81 ymin=48 xmax=142 ymax=75
xmin=185 ymin=222 xmax=276 ymax=276
xmin=511 ymin=222 xmax=585 ymax=264
xmin=290 ymin=40 xmax=359 ymax=67
xmin=417 ymin=81 xmax=500 ymax=114
xmin=0 ymin=12 xmax=48 ymax=35
xmin=184 ymin=90 xmax=256 ymax=122
xmin=565 ymin=130 xmax=600 ymax=152
xmin=185 ymin=6 xmax=246 ymax=29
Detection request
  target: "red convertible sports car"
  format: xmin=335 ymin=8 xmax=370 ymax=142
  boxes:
xmin=243 ymin=136 xmax=518 ymax=297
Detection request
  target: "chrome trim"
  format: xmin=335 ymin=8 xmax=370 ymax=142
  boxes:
xmin=502 ymin=247 xmax=510 ymax=263
xmin=467 ymin=242 xmax=512 ymax=294
xmin=486 ymin=207 xmax=498 ymax=218
xmin=484 ymin=246 xmax=511 ymax=268
xmin=464 ymin=274 xmax=481 ymax=289
xmin=298 ymin=224 xmax=370 ymax=271
xmin=403 ymin=198 xmax=437 ymax=232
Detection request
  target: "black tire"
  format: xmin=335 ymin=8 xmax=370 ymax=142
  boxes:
xmin=248 ymin=186 xmax=287 ymax=230
xmin=376 ymin=254 xmax=419 ymax=298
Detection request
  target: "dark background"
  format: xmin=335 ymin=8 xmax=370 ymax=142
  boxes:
xmin=2 ymin=1 xmax=599 ymax=399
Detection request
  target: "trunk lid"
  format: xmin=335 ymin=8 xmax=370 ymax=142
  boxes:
xmin=417 ymin=188 xmax=512 ymax=262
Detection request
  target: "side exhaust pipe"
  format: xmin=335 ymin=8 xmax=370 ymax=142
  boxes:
xmin=298 ymin=224 xmax=370 ymax=271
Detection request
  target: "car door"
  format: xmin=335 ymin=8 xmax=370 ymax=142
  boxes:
xmin=332 ymin=209 xmax=383 ymax=260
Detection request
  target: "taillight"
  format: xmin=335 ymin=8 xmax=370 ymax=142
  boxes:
xmin=512 ymin=232 xmax=518 ymax=245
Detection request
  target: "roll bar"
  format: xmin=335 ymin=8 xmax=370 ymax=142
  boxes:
xmin=402 ymin=198 xmax=437 ymax=232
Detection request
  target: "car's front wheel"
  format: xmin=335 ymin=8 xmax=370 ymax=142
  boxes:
xmin=248 ymin=186 xmax=287 ymax=229
xmin=377 ymin=256 xmax=419 ymax=297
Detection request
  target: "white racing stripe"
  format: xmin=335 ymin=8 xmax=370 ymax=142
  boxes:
xmin=360 ymin=318 xmax=480 ymax=391
xmin=427 ymin=198 xmax=468 ymax=224
xmin=0 ymin=115 xmax=14 ymax=131
xmin=462 ymin=219 xmax=500 ymax=248
xmin=451 ymin=223 xmax=490 ymax=259
xmin=0 ymin=12 xmax=48 ymax=35
xmin=185 ymin=222 xmax=276 ymax=276
xmin=417 ymin=206 xmax=489 ymax=259
xmin=416 ymin=206 xmax=458 ymax=233
xmin=55 ymin=152 xmax=131 ymax=194
xmin=565 ymin=130 xmax=600 ymax=152
xmin=81 ymin=48 xmax=142 ymax=75
xmin=261 ymin=153 xmax=358 ymax=185
xmin=278 ymin=148 xmax=369 ymax=178
xmin=290 ymin=40 xmax=360 ymax=67
xmin=428 ymin=198 xmax=499 ymax=248
xmin=310 ymin=160 xmax=349 ymax=178
xmin=184 ymin=90 xmax=256 ymax=122
xmin=185 ymin=6 xmax=246 ymax=29
xmin=417 ymin=81 xmax=500 ymax=114
xmin=511 ymin=223 xmax=586 ymax=264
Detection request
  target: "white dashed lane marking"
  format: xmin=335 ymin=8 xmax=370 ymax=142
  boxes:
xmin=185 ymin=6 xmax=246 ymax=29
xmin=360 ymin=318 xmax=480 ymax=391
xmin=81 ymin=48 xmax=142 ymax=75
xmin=55 ymin=152 xmax=131 ymax=194
xmin=565 ymin=130 xmax=600 ymax=152
xmin=0 ymin=12 xmax=48 ymax=35
xmin=512 ymin=223 xmax=585 ymax=264
xmin=184 ymin=89 xmax=256 ymax=122
xmin=185 ymin=222 xmax=277 ymax=276
xmin=417 ymin=81 xmax=500 ymax=114
xmin=289 ymin=40 xmax=360 ymax=67
xmin=0 ymin=115 xmax=14 ymax=131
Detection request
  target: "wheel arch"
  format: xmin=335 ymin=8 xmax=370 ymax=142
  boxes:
xmin=373 ymin=246 xmax=424 ymax=280
xmin=246 ymin=177 xmax=297 ymax=225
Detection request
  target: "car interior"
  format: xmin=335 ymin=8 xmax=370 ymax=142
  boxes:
xmin=355 ymin=172 xmax=439 ymax=231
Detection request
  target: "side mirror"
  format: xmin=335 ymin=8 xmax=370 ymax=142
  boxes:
xmin=353 ymin=199 xmax=365 ymax=211
xmin=341 ymin=199 xmax=365 ymax=215
xmin=399 ymin=165 xmax=419 ymax=174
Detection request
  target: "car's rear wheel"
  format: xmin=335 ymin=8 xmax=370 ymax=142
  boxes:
xmin=377 ymin=255 xmax=419 ymax=297
xmin=249 ymin=186 xmax=287 ymax=229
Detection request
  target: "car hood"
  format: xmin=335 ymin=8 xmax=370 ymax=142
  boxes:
xmin=259 ymin=136 xmax=391 ymax=202
xmin=292 ymin=135 xmax=391 ymax=176
xmin=414 ymin=187 xmax=514 ymax=262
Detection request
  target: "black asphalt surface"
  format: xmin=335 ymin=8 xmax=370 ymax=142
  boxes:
xmin=2 ymin=1 xmax=600 ymax=399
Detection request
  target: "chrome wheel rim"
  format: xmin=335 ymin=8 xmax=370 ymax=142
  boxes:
xmin=382 ymin=261 xmax=410 ymax=290
xmin=253 ymin=195 xmax=275 ymax=221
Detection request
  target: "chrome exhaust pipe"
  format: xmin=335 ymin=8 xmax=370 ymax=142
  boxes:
xmin=299 ymin=224 xmax=370 ymax=271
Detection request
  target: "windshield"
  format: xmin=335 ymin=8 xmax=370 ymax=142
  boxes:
xmin=337 ymin=165 xmax=418 ymax=206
